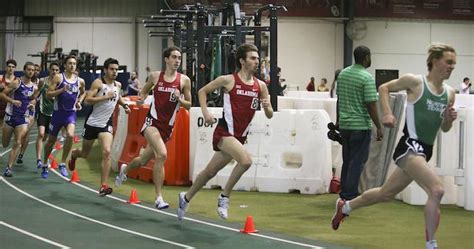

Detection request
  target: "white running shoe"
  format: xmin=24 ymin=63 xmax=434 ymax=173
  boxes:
xmin=217 ymin=194 xmax=229 ymax=219
xmin=114 ymin=164 xmax=128 ymax=187
xmin=155 ymin=196 xmax=169 ymax=210
xmin=177 ymin=192 xmax=188 ymax=221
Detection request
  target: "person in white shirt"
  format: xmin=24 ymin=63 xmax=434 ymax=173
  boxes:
xmin=460 ymin=77 xmax=471 ymax=94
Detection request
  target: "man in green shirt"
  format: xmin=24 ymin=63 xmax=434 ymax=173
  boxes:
xmin=335 ymin=45 xmax=383 ymax=201
xmin=332 ymin=43 xmax=457 ymax=249
xmin=35 ymin=62 xmax=59 ymax=169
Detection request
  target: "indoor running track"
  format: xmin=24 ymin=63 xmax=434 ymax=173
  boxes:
xmin=0 ymin=128 xmax=350 ymax=249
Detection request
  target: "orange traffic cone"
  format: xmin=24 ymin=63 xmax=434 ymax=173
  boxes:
xmin=51 ymin=158 xmax=58 ymax=169
xmin=55 ymin=141 xmax=61 ymax=150
xmin=70 ymin=170 xmax=80 ymax=183
xmin=127 ymin=189 xmax=141 ymax=204
xmin=240 ymin=215 xmax=258 ymax=234
xmin=73 ymin=135 xmax=79 ymax=144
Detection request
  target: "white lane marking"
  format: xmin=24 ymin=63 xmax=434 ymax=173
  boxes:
xmin=0 ymin=221 xmax=71 ymax=248
xmin=0 ymin=141 xmax=36 ymax=157
xmin=0 ymin=177 xmax=194 ymax=249
xmin=52 ymin=170 xmax=324 ymax=249
xmin=7 ymin=129 xmax=323 ymax=249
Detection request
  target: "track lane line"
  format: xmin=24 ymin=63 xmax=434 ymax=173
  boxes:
xmin=0 ymin=176 xmax=194 ymax=249
xmin=52 ymin=170 xmax=324 ymax=249
xmin=1 ymin=221 xmax=71 ymax=248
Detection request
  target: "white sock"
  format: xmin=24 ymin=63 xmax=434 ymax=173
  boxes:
xmin=426 ymin=240 xmax=437 ymax=249
xmin=342 ymin=201 xmax=352 ymax=215
xmin=156 ymin=196 xmax=164 ymax=202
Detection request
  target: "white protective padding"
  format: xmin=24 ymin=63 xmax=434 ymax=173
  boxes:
xmin=189 ymin=108 xmax=332 ymax=194
xmin=284 ymin=91 xmax=332 ymax=99
xmin=278 ymin=96 xmax=337 ymax=123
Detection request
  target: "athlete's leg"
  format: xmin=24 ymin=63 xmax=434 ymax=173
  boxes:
xmin=71 ymin=139 xmax=95 ymax=160
xmin=0 ymin=113 xmax=4 ymax=130
xmin=97 ymin=132 xmax=113 ymax=186
xmin=36 ymin=125 xmax=47 ymax=161
xmin=43 ymin=134 xmax=57 ymax=163
xmin=2 ymin=124 xmax=14 ymax=148
xmin=185 ymin=150 xmax=233 ymax=201
xmin=7 ymin=125 xmax=27 ymax=168
xmin=401 ymin=153 xmax=444 ymax=242
xmin=60 ymin=123 xmax=75 ymax=164
xmin=348 ymin=167 xmax=413 ymax=210
xmin=218 ymin=137 xmax=253 ymax=197
xmin=18 ymin=116 xmax=35 ymax=157
xmin=143 ymin=127 xmax=168 ymax=197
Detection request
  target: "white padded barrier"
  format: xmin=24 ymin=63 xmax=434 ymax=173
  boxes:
xmin=278 ymin=97 xmax=337 ymax=123
xmin=277 ymin=96 xmax=340 ymax=176
xmin=252 ymin=109 xmax=332 ymax=194
xmin=455 ymin=94 xmax=474 ymax=108
xmin=284 ymin=91 xmax=332 ymax=99
xmin=189 ymin=107 xmax=332 ymax=194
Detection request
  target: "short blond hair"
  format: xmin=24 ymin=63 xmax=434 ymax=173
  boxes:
xmin=427 ymin=43 xmax=456 ymax=71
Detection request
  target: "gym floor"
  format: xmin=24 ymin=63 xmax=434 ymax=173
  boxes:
xmin=1 ymin=124 xmax=472 ymax=249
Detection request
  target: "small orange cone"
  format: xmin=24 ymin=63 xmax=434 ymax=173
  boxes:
xmin=73 ymin=135 xmax=79 ymax=144
xmin=127 ymin=189 xmax=141 ymax=204
xmin=70 ymin=170 xmax=80 ymax=183
xmin=240 ymin=215 xmax=258 ymax=234
xmin=51 ymin=158 xmax=58 ymax=169
xmin=55 ymin=141 xmax=61 ymax=150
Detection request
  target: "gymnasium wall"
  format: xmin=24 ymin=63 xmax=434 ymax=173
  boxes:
xmin=354 ymin=21 xmax=474 ymax=91
xmin=275 ymin=18 xmax=344 ymax=90
xmin=277 ymin=18 xmax=473 ymax=91
xmin=9 ymin=17 xmax=163 ymax=84
xmin=0 ymin=19 xmax=4 ymax=62
xmin=6 ymin=1 xmax=474 ymax=91
xmin=8 ymin=0 xmax=164 ymax=82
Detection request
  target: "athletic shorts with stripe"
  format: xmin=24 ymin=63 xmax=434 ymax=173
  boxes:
xmin=82 ymin=121 xmax=113 ymax=140
xmin=212 ymin=125 xmax=247 ymax=151
xmin=140 ymin=115 xmax=172 ymax=144
xmin=392 ymin=136 xmax=433 ymax=166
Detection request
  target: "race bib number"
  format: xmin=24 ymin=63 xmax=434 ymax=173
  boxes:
xmin=169 ymin=90 xmax=177 ymax=102
xmin=250 ymin=97 xmax=259 ymax=110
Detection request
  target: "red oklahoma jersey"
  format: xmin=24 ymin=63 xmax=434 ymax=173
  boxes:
xmin=145 ymin=72 xmax=181 ymax=141
xmin=219 ymin=72 xmax=261 ymax=137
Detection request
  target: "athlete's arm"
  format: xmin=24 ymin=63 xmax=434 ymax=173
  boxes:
xmin=116 ymin=82 xmax=131 ymax=114
xmin=28 ymin=84 xmax=39 ymax=109
xmin=84 ymin=79 xmax=113 ymax=105
xmin=378 ymin=73 xmax=420 ymax=127
xmin=198 ymin=75 xmax=233 ymax=125
xmin=77 ymin=78 xmax=86 ymax=103
xmin=0 ymin=79 xmax=21 ymax=107
xmin=177 ymin=75 xmax=192 ymax=110
xmin=31 ymin=78 xmax=45 ymax=100
xmin=441 ymin=87 xmax=457 ymax=132
xmin=138 ymin=71 xmax=158 ymax=104
xmin=46 ymin=74 xmax=67 ymax=99
xmin=259 ymin=81 xmax=273 ymax=119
